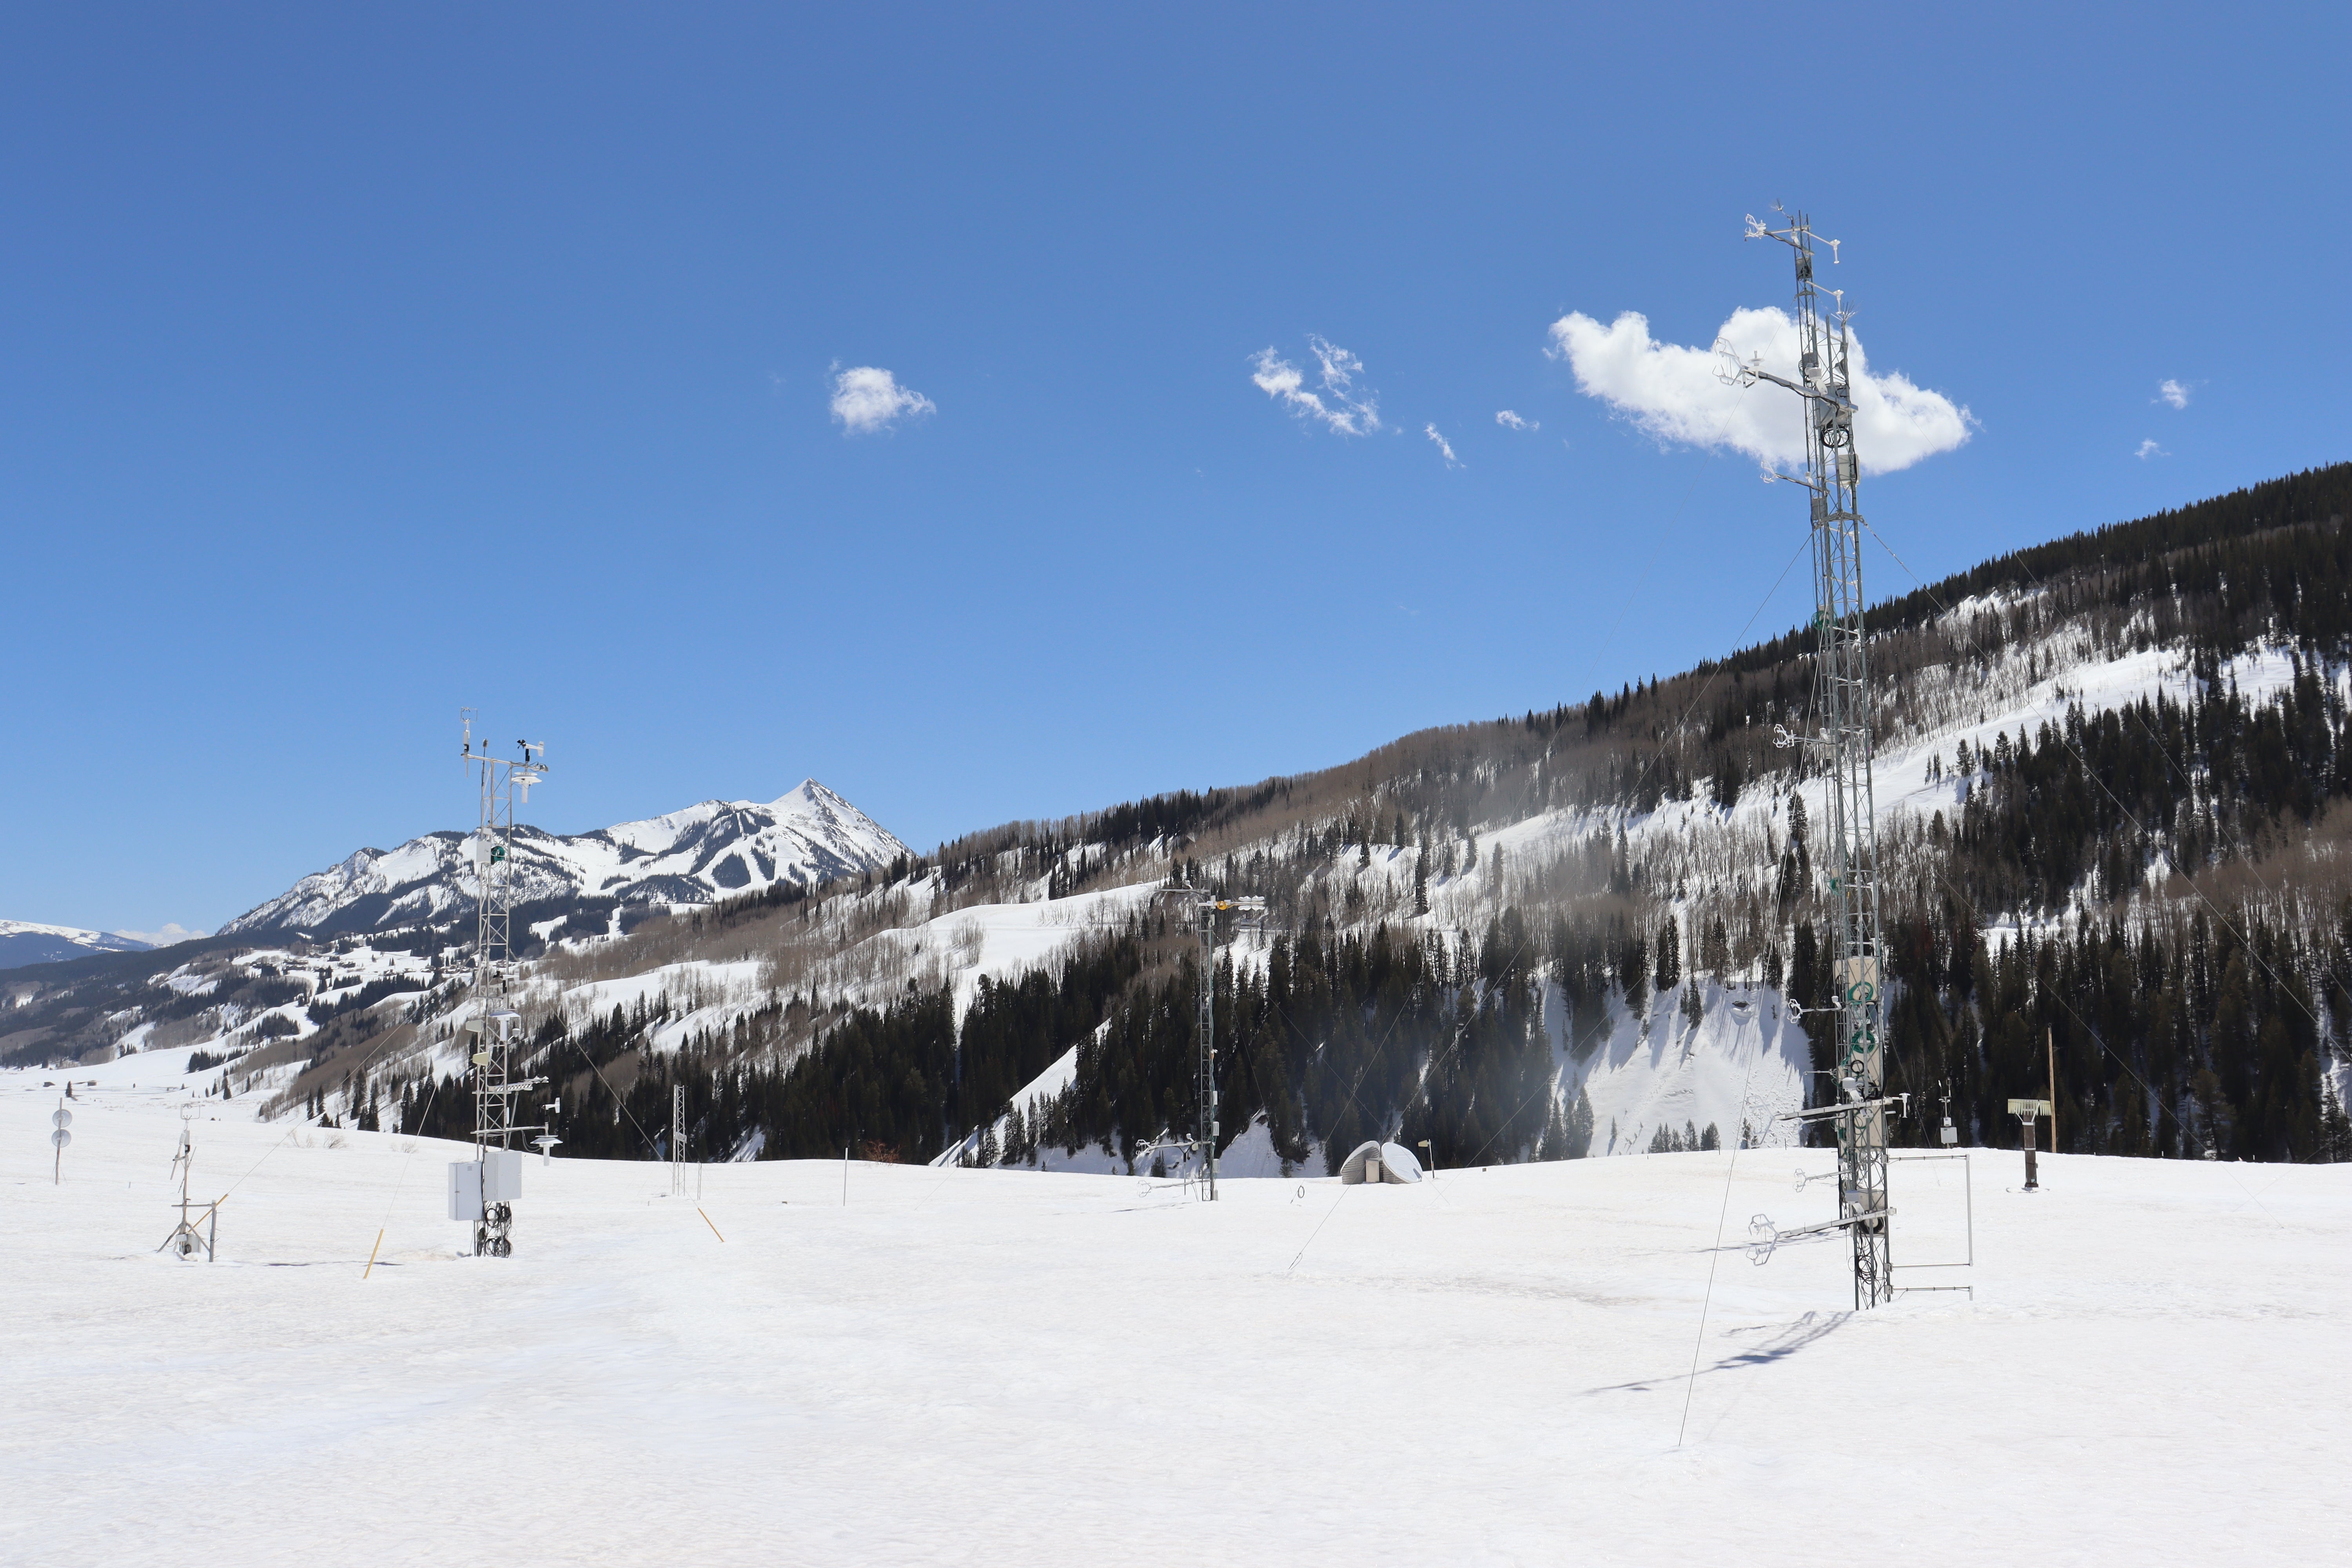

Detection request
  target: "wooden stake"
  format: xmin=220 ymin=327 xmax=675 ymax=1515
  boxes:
xmin=2047 ymin=1026 xmax=2058 ymax=1154
xmin=698 ymin=1207 xmax=726 ymax=1243
xmin=363 ymin=1228 xmax=385 ymax=1279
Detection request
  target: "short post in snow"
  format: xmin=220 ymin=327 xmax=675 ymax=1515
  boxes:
xmin=1418 ymin=1138 xmax=1436 ymax=1180
xmin=2009 ymin=1099 xmax=2051 ymax=1191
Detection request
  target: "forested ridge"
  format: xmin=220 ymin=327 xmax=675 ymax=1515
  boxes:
xmin=426 ymin=462 xmax=2352 ymax=1170
xmin=70 ymin=463 xmax=2352 ymax=1169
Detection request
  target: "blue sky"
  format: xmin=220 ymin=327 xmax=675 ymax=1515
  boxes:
xmin=5 ymin=3 xmax=2347 ymax=938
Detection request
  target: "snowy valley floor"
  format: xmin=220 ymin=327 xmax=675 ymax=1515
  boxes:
xmin=5 ymin=1058 xmax=2347 ymax=1566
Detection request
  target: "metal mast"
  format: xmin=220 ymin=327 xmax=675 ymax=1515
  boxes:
xmin=1726 ymin=210 xmax=1893 ymax=1309
xmin=1155 ymin=883 xmax=1266 ymax=1201
xmin=158 ymin=1103 xmax=219 ymax=1261
xmin=457 ymin=710 xmax=550 ymax=1256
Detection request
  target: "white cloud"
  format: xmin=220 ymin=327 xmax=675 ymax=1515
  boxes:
xmin=829 ymin=365 xmax=935 ymax=434
xmin=1249 ymin=335 xmax=1382 ymax=436
xmin=110 ymin=923 xmax=206 ymax=948
xmin=2136 ymin=439 xmax=2167 ymax=460
xmin=2156 ymin=378 xmax=2190 ymax=410
xmin=1545 ymin=307 xmax=1972 ymax=475
xmin=1494 ymin=409 xmax=1538 ymax=431
xmin=1424 ymin=423 xmax=1461 ymax=467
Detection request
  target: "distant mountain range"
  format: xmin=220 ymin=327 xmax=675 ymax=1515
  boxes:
xmin=216 ymin=779 xmax=911 ymax=940
xmin=0 ymin=921 xmax=155 ymax=970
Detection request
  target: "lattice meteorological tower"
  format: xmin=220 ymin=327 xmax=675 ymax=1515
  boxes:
xmin=451 ymin=711 xmax=549 ymax=1258
xmin=1722 ymin=209 xmax=1895 ymax=1309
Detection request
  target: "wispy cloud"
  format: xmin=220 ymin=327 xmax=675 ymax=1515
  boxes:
xmin=111 ymin=922 xmax=206 ymax=947
xmin=2136 ymin=439 xmax=2167 ymax=460
xmin=2156 ymin=378 xmax=2190 ymax=410
xmin=1249 ymin=335 xmax=1382 ymax=436
xmin=1424 ymin=423 xmax=1461 ymax=467
xmin=1546 ymin=307 xmax=1971 ymax=475
xmin=1494 ymin=409 xmax=1538 ymax=431
xmin=829 ymin=365 xmax=936 ymax=434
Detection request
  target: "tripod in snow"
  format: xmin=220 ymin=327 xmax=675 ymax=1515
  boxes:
xmin=158 ymin=1105 xmax=220 ymax=1261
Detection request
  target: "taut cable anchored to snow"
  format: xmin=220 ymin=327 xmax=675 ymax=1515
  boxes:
xmin=1679 ymin=1052 xmax=1759 ymax=1446
xmin=1849 ymin=522 xmax=2294 ymax=1220
xmin=218 ymin=1104 xmax=338 ymax=1205
xmin=1595 ymin=382 xmax=1757 ymax=655
xmin=363 ymin=1074 xmax=445 ymax=1276
xmin=1258 ymin=403 xmax=1817 ymax=1187
xmin=1284 ymin=1181 xmax=1352 ymax=1276
xmin=1430 ymin=527 xmax=1814 ymax=1176
xmin=1862 ymin=515 xmax=2326 ymax=1033
xmin=1268 ymin=522 xmax=1814 ymax=1185
xmin=1276 ymin=520 xmax=1817 ymax=1276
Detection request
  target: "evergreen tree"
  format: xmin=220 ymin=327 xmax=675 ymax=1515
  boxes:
xmin=1619 ymin=928 xmax=1649 ymax=1000
xmin=1563 ymin=1083 xmax=1594 ymax=1157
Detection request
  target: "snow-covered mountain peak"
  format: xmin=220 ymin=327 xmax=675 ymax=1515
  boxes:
xmin=768 ymin=777 xmax=897 ymax=853
xmin=0 ymin=920 xmax=156 ymax=970
xmin=218 ymin=779 xmax=912 ymax=939
xmin=770 ymin=777 xmax=848 ymax=815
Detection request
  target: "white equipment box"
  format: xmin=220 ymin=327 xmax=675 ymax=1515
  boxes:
xmin=482 ymin=1148 xmax=523 ymax=1202
xmin=448 ymin=1160 xmax=482 ymax=1221
xmin=447 ymin=1152 xmax=523 ymax=1221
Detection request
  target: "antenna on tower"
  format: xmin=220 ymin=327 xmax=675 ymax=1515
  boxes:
xmin=446 ymin=712 xmax=552 ymax=1258
xmin=1730 ymin=209 xmax=1896 ymax=1310
xmin=1152 ymin=880 xmax=1268 ymax=1201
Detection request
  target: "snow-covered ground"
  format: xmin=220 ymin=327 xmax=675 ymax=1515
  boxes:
xmin=9 ymin=1057 xmax=2345 ymax=1566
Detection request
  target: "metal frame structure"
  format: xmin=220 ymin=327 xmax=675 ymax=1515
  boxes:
xmin=158 ymin=1105 xmax=221 ymax=1261
xmin=1887 ymin=1151 xmax=1973 ymax=1274
xmin=1154 ymin=883 xmax=1267 ymax=1201
xmin=1750 ymin=1151 xmax=1973 ymax=1301
xmin=457 ymin=711 xmax=550 ymax=1256
xmin=1724 ymin=209 xmax=1894 ymax=1309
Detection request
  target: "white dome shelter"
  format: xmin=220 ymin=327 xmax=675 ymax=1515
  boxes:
xmin=1337 ymin=1140 xmax=1422 ymax=1185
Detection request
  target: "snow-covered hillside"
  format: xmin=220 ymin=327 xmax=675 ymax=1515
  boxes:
xmin=5 ymin=1065 xmax=2343 ymax=1566
xmin=24 ymin=535 xmax=2352 ymax=1178
xmin=221 ymin=779 xmax=910 ymax=937
xmin=0 ymin=920 xmax=153 ymax=970
xmin=57 ymin=612 xmax=2347 ymax=1169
